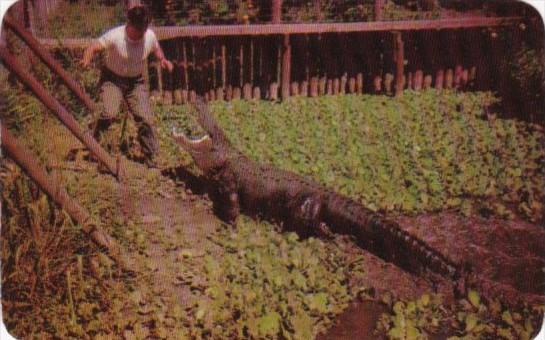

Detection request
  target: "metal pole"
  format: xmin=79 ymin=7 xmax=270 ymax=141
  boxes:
xmin=3 ymin=16 xmax=97 ymax=112
xmin=0 ymin=47 xmax=119 ymax=177
xmin=1 ymin=124 xmax=131 ymax=271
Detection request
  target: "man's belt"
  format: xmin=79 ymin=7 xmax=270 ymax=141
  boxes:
xmin=101 ymin=67 xmax=143 ymax=84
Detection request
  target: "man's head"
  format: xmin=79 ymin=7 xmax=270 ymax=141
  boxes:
xmin=126 ymin=5 xmax=150 ymax=40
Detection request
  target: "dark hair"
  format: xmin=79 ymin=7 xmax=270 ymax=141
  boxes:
xmin=127 ymin=5 xmax=150 ymax=30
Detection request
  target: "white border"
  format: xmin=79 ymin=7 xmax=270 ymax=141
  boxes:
xmin=0 ymin=0 xmax=17 ymax=334
xmin=0 ymin=1 xmax=544 ymax=340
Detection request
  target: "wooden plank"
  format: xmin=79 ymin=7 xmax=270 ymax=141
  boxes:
xmin=38 ymin=17 xmax=523 ymax=48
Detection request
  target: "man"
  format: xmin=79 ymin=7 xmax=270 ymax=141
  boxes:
xmin=81 ymin=5 xmax=173 ymax=167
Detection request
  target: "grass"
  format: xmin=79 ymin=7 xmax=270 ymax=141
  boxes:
xmin=37 ymin=0 xmax=442 ymax=37
xmin=44 ymin=1 xmax=125 ymax=39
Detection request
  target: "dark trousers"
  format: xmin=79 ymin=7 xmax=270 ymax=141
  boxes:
xmin=94 ymin=68 xmax=158 ymax=159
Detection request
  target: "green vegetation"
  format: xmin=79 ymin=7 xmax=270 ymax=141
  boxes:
xmin=175 ymin=217 xmax=366 ymax=339
xmin=161 ymin=92 xmax=544 ymax=222
xmin=46 ymin=0 xmax=125 ymax=38
xmin=1 ymin=77 xmax=367 ymax=338
xmin=377 ymin=291 xmax=543 ymax=340
xmin=38 ymin=0 xmax=443 ymax=37
xmin=0 ymin=163 xmax=114 ymax=337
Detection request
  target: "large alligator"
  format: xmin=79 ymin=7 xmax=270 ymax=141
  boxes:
xmin=172 ymin=101 xmax=544 ymax=307
xmin=172 ymin=100 xmax=459 ymax=281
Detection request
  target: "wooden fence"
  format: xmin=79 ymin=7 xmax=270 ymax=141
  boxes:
xmin=37 ymin=16 xmax=523 ymax=104
xmin=145 ymin=21 xmax=519 ymax=104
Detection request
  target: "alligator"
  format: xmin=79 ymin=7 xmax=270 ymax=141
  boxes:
xmin=171 ymin=100 xmax=544 ymax=307
xmin=172 ymin=100 xmax=459 ymax=281
xmin=172 ymin=99 xmax=545 ymax=307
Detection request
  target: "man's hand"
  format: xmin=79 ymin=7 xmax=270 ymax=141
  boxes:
xmin=80 ymin=41 xmax=103 ymax=69
xmin=80 ymin=55 xmax=92 ymax=68
xmin=160 ymin=58 xmax=174 ymax=73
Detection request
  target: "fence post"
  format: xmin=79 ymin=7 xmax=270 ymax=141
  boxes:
xmin=394 ymin=31 xmax=405 ymax=97
xmin=281 ymin=34 xmax=291 ymax=99
xmin=272 ymin=0 xmax=282 ymax=24
xmin=375 ymin=0 xmax=385 ymax=21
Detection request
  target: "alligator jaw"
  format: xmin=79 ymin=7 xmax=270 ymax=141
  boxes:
xmin=172 ymin=127 xmax=213 ymax=154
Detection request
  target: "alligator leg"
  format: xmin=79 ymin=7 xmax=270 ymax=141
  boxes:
xmin=213 ymin=172 xmax=241 ymax=224
xmin=283 ymin=192 xmax=324 ymax=238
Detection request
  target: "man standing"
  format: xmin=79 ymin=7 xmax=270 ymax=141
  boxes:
xmin=81 ymin=5 xmax=173 ymax=167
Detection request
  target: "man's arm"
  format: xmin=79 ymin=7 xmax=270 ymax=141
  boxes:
xmin=153 ymin=42 xmax=174 ymax=72
xmin=81 ymin=41 xmax=105 ymax=68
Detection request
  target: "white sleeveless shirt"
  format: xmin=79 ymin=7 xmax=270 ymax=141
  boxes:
xmin=98 ymin=25 xmax=159 ymax=77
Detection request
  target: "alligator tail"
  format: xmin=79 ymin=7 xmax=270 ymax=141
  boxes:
xmin=322 ymin=194 xmax=460 ymax=280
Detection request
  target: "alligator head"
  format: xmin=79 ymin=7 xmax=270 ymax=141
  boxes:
xmin=172 ymin=100 xmax=230 ymax=176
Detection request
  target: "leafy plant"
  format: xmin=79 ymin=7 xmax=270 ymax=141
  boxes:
xmin=377 ymin=291 xmax=543 ymax=340
xmin=159 ymin=91 xmax=544 ymax=222
xmin=45 ymin=0 xmax=125 ymax=38
xmin=176 ymin=217 xmax=367 ymax=339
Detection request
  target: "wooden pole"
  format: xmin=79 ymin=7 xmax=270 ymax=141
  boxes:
xmin=310 ymin=77 xmax=319 ymax=97
xmin=375 ymin=0 xmax=385 ymax=21
xmin=272 ymin=0 xmax=282 ymax=24
xmin=300 ymin=80 xmax=308 ymax=97
xmin=182 ymin=41 xmax=189 ymax=91
xmin=250 ymin=38 xmax=255 ymax=85
xmin=239 ymin=41 xmax=244 ymax=88
xmin=353 ymin=72 xmax=362 ymax=95
xmin=156 ymin=62 xmax=163 ymax=97
xmin=435 ymin=69 xmax=444 ymax=90
xmin=1 ymin=125 xmax=131 ymax=271
xmin=314 ymin=0 xmax=323 ymax=21
xmin=384 ymin=73 xmax=394 ymax=95
xmin=394 ymin=32 xmax=404 ymax=97
xmin=221 ymin=43 xmax=227 ymax=89
xmin=276 ymin=39 xmax=282 ymax=88
xmin=212 ymin=41 xmax=217 ymax=89
xmin=281 ymin=34 xmax=291 ymax=99
xmin=172 ymin=41 xmax=181 ymax=104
